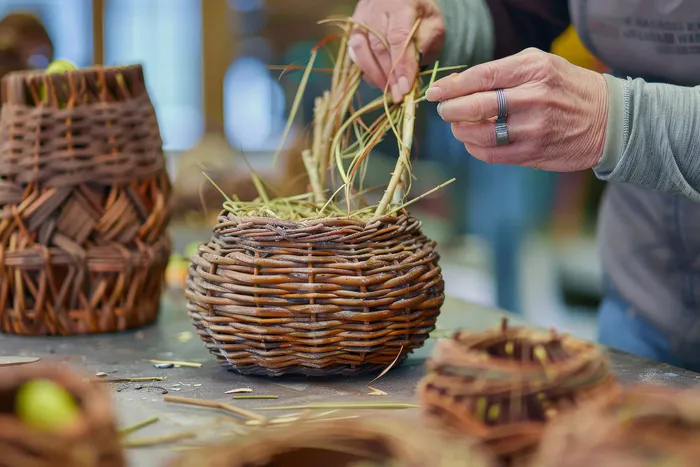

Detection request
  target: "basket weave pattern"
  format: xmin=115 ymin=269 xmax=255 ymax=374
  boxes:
xmin=186 ymin=211 xmax=444 ymax=376
xmin=417 ymin=320 xmax=619 ymax=465
xmin=169 ymin=416 xmax=493 ymax=467
xmin=0 ymin=65 xmax=171 ymax=335
xmin=535 ymin=385 xmax=700 ymax=467
xmin=0 ymin=363 xmax=125 ymax=467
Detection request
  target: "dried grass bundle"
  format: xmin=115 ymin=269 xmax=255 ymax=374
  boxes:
xmin=417 ymin=319 xmax=620 ymax=465
xmin=208 ymin=16 xmax=460 ymax=221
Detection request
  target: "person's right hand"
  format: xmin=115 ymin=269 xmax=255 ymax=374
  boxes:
xmin=349 ymin=0 xmax=445 ymax=103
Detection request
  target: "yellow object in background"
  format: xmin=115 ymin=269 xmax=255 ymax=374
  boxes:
xmin=551 ymin=25 xmax=607 ymax=72
xmin=166 ymin=253 xmax=189 ymax=290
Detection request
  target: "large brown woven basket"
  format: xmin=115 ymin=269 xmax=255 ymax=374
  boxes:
xmin=534 ymin=385 xmax=700 ymax=467
xmin=168 ymin=415 xmax=493 ymax=467
xmin=0 ymin=362 xmax=124 ymax=467
xmin=417 ymin=319 xmax=619 ymax=465
xmin=0 ymin=64 xmax=171 ymax=335
xmin=185 ymin=210 xmax=444 ymax=376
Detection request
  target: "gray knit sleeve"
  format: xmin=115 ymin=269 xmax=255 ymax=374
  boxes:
xmin=435 ymin=0 xmax=495 ymax=67
xmin=594 ymin=76 xmax=700 ymax=202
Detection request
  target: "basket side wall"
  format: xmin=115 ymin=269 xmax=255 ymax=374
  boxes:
xmin=185 ymin=213 xmax=445 ymax=377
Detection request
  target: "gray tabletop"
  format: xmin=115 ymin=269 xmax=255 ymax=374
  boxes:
xmin=1 ymin=292 xmax=698 ymax=466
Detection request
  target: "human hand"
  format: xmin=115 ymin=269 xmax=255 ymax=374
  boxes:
xmin=349 ymin=0 xmax=445 ymax=103
xmin=426 ymin=48 xmax=609 ymax=172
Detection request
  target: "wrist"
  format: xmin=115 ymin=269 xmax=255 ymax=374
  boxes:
xmin=594 ymin=75 xmax=627 ymax=176
xmin=588 ymin=72 xmax=609 ymax=169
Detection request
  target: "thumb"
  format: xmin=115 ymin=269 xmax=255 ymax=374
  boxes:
xmin=387 ymin=8 xmax=418 ymax=96
xmin=424 ymin=72 xmax=461 ymax=102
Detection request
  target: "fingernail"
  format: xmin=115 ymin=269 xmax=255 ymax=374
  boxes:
xmin=391 ymin=83 xmax=402 ymax=104
xmin=436 ymin=102 xmax=443 ymax=117
xmin=425 ymin=87 xmax=443 ymax=102
xmin=398 ymin=76 xmax=410 ymax=96
xmin=347 ymin=45 xmax=357 ymax=63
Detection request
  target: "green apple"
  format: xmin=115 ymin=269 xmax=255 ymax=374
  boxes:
xmin=46 ymin=59 xmax=77 ymax=75
xmin=40 ymin=59 xmax=78 ymax=104
xmin=15 ymin=379 xmax=81 ymax=431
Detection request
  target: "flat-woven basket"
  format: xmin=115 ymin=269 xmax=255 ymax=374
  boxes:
xmin=0 ymin=362 xmax=124 ymax=467
xmin=417 ymin=319 xmax=619 ymax=465
xmin=0 ymin=64 xmax=171 ymax=335
xmin=185 ymin=210 xmax=444 ymax=376
xmin=534 ymin=385 xmax=700 ymax=467
xmin=168 ymin=415 xmax=494 ymax=467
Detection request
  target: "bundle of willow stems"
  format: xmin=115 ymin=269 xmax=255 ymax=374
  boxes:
xmin=210 ymin=17 xmax=459 ymax=221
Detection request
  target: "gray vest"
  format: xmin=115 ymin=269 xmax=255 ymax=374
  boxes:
xmin=571 ymin=0 xmax=700 ymax=358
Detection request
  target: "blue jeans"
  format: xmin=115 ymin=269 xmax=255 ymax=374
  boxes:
xmin=598 ymin=284 xmax=690 ymax=370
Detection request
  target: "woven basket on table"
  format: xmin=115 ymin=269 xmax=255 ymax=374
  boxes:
xmin=0 ymin=64 xmax=171 ymax=335
xmin=169 ymin=415 xmax=494 ymax=467
xmin=0 ymin=362 xmax=124 ymax=467
xmin=534 ymin=385 xmax=700 ymax=467
xmin=185 ymin=210 xmax=444 ymax=376
xmin=416 ymin=319 xmax=620 ymax=466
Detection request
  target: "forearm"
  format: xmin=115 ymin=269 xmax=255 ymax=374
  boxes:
xmin=595 ymin=77 xmax=700 ymax=202
xmin=436 ymin=0 xmax=570 ymax=67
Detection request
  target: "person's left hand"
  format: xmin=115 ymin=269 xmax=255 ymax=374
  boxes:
xmin=425 ymin=48 xmax=609 ymax=172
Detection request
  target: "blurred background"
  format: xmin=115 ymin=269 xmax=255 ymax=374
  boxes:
xmin=0 ymin=0 xmax=610 ymax=340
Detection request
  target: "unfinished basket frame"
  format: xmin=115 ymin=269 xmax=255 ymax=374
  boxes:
xmin=168 ymin=415 xmax=493 ymax=467
xmin=534 ymin=385 xmax=700 ymax=467
xmin=0 ymin=362 xmax=125 ymax=467
xmin=185 ymin=210 xmax=444 ymax=377
xmin=417 ymin=319 xmax=620 ymax=465
xmin=0 ymin=64 xmax=172 ymax=335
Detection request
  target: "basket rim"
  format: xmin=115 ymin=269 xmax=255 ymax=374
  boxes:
xmin=213 ymin=208 xmax=414 ymax=227
xmin=1 ymin=64 xmax=148 ymax=106
xmin=2 ymin=64 xmax=143 ymax=82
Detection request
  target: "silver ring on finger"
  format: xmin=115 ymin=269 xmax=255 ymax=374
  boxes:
xmin=496 ymin=88 xmax=508 ymax=119
xmin=495 ymin=118 xmax=510 ymax=146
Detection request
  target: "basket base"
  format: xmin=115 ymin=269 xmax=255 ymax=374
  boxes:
xmin=191 ymin=312 xmax=435 ymax=377
xmin=217 ymin=354 xmax=412 ymax=378
xmin=0 ymin=239 xmax=170 ymax=336
xmin=0 ymin=301 xmax=162 ymax=336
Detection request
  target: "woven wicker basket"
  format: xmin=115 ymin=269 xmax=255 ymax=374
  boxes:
xmin=417 ymin=319 xmax=619 ymax=465
xmin=169 ymin=416 xmax=493 ymax=467
xmin=534 ymin=385 xmax=700 ymax=467
xmin=0 ymin=64 xmax=171 ymax=335
xmin=185 ymin=210 xmax=444 ymax=376
xmin=0 ymin=362 xmax=124 ymax=467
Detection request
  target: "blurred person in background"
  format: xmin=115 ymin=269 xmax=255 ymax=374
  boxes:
xmin=0 ymin=12 xmax=52 ymax=84
xmin=349 ymin=0 xmax=700 ymax=371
